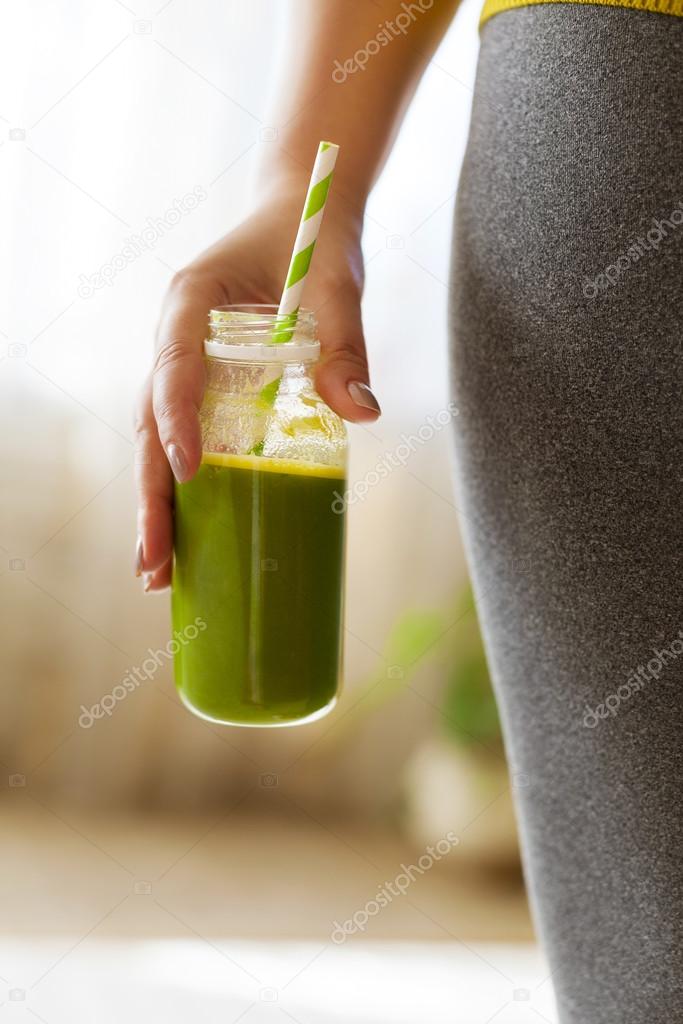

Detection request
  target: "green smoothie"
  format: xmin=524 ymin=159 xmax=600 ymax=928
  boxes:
xmin=172 ymin=452 xmax=346 ymax=725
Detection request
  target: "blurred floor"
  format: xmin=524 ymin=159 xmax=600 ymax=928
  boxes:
xmin=1 ymin=807 xmax=531 ymax=940
xmin=0 ymin=807 xmax=552 ymax=1021
xmin=1 ymin=940 xmax=557 ymax=1023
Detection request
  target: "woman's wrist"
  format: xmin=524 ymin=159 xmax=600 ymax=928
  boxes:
xmin=257 ymin=154 xmax=367 ymax=242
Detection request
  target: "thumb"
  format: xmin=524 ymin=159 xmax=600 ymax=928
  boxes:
xmin=313 ymin=280 xmax=381 ymax=423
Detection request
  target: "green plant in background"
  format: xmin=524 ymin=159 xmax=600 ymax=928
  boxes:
xmin=331 ymin=582 xmax=501 ymax=750
xmin=322 ymin=585 xmax=515 ymax=868
xmin=343 ymin=608 xmax=445 ymax=721
xmin=440 ymin=587 xmax=501 ymax=749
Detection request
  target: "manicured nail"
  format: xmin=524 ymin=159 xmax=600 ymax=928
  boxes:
xmin=135 ymin=536 xmax=144 ymax=577
xmin=143 ymin=573 xmax=153 ymax=593
xmin=348 ymin=381 xmax=381 ymax=414
xmin=166 ymin=443 xmax=188 ymax=483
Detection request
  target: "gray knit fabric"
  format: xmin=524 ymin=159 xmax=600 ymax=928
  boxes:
xmin=449 ymin=7 xmax=683 ymax=1022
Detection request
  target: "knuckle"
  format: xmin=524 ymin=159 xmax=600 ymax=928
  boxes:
xmin=133 ymin=386 xmax=158 ymax=451
xmin=152 ymin=340 xmax=196 ymax=377
xmin=133 ymin=415 xmax=156 ymax=448
xmin=151 ymin=344 xmax=204 ymax=436
xmin=168 ymin=266 xmax=204 ymax=296
xmin=151 ymin=393 xmax=179 ymax=432
xmin=322 ymin=346 xmax=368 ymax=375
xmin=133 ymin=376 xmax=153 ymax=432
xmin=151 ymin=389 xmax=197 ymax=443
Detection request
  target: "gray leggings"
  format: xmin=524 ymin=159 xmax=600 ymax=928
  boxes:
xmin=449 ymin=7 xmax=683 ymax=1022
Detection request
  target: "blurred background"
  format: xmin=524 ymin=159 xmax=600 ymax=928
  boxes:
xmin=0 ymin=1 xmax=556 ymax=1021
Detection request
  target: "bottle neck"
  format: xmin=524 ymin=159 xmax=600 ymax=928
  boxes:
xmin=205 ymin=305 xmax=319 ymax=364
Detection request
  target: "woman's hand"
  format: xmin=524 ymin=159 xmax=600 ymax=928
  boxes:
xmin=134 ymin=181 xmax=379 ymax=592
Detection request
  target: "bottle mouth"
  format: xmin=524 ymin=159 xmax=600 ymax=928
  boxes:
xmin=205 ymin=304 xmax=320 ymax=363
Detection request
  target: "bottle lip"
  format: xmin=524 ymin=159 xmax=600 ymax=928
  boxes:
xmin=204 ymin=304 xmax=320 ymax=363
xmin=204 ymin=339 xmax=321 ymax=363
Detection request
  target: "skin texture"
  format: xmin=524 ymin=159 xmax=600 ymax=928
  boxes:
xmin=135 ymin=0 xmax=460 ymax=589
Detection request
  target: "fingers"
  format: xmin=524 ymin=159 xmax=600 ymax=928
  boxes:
xmin=138 ymin=270 xmax=222 ymax=590
xmin=152 ymin=271 xmax=219 ymax=483
xmin=135 ymin=269 xmax=223 ymax=590
xmin=142 ymin=555 xmax=173 ymax=594
xmin=313 ymin=278 xmax=381 ymax=423
xmin=134 ymin=376 xmax=173 ymax=588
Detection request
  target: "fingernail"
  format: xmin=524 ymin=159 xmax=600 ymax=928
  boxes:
xmin=348 ymin=381 xmax=381 ymax=414
xmin=143 ymin=573 xmax=153 ymax=593
xmin=166 ymin=443 xmax=188 ymax=483
xmin=135 ymin=536 xmax=144 ymax=577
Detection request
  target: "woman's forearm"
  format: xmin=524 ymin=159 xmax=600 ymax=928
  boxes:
xmin=260 ymin=0 xmax=460 ymax=222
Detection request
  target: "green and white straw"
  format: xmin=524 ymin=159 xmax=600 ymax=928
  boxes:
xmin=272 ymin=140 xmax=340 ymax=343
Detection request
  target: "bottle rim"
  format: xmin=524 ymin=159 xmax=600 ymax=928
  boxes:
xmin=205 ymin=304 xmax=320 ymax=363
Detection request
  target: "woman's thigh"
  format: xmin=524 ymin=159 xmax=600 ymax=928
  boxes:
xmin=450 ymin=8 xmax=683 ymax=1022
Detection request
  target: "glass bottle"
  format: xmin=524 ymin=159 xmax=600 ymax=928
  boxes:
xmin=172 ymin=304 xmax=347 ymax=726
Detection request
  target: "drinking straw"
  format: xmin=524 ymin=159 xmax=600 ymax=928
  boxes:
xmin=272 ymin=140 xmax=340 ymax=343
xmin=246 ymin=141 xmax=339 ymax=455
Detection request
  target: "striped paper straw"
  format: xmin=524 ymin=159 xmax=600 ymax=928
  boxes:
xmin=273 ymin=140 xmax=340 ymax=343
